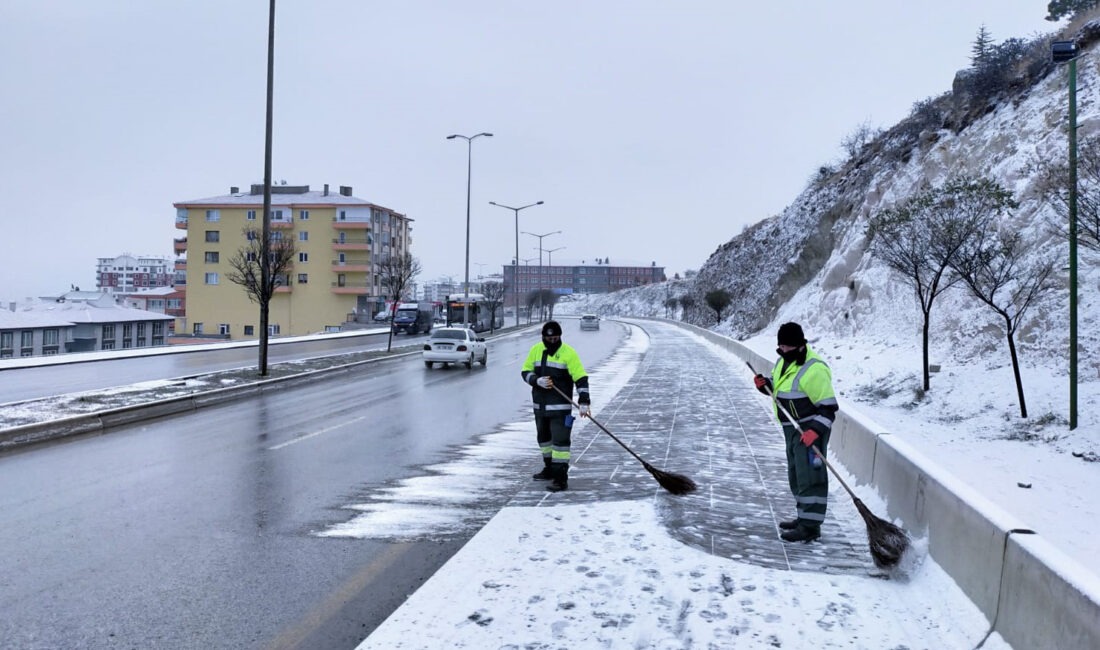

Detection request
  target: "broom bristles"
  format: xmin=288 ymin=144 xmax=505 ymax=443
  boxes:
xmin=644 ymin=462 xmax=698 ymax=495
xmin=854 ymin=498 xmax=910 ymax=569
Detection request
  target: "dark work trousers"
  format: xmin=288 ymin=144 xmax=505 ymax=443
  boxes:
xmin=782 ymin=423 xmax=829 ymax=529
xmin=535 ymin=413 xmax=573 ymax=467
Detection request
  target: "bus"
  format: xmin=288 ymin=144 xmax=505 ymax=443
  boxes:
xmin=445 ymin=293 xmax=503 ymax=332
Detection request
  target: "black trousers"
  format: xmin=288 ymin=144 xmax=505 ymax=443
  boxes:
xmin=534 ymin=413 xmax=572 ymax=466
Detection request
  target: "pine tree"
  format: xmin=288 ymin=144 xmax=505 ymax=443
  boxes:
xmin=971 ymin=25 xmax=994 ymax=67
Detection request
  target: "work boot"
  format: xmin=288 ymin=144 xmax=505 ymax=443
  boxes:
xmin=546 ymin=464 xmax=568 ymax=492
xmin=532 ymin=458 xmax=553 ymax=480
xmin=780 ymin=525 xmax=821 ymax=543
xmin=778 ymin=518 xmax=799 ymax=530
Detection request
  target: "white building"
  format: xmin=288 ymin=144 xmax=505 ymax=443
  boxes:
xmin=96 ymin=253 xmax=174 ymax=293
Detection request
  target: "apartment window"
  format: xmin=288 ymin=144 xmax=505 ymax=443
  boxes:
xmin=338 ymin=252 xmax=346 ymax=263
xmin=247 ymin=210 xmax=257 ymax=220
xmin=247 ymin=230 xmax=258 ymax=240
xmin=136 ymin=322 xmax=146 ymax=347
xmin=123 ymin=323 xmax=133 ymax=340
xmin=101 ymin=340 xmax=115 ymax=350
xmin=272 ymin=231 xmax=283 ymax=241
xmin=205 ymin=230 xmax=220 ymax=243
xmin=101 ymin=324 xmax=115 ymax=341
xmin=0 ymin=331 xmax=11 ymax=358
xmin=204 ymin=272 xmax=219 ymax=285
xmin=153 ymin=322 xmax=164 ymax=336
xmin=193 ymin=322 xmax=204 ymax=335
xmin=43 ymin=329 xmax=59 ymax=346
xmin=205 ymin=209 xmax=220 ymax=221
xmin=337 ymin=273 xmax=346 ymax=287
xmin=204 ymin=251 xmax=219 ymax=263
xmin=298 ymin=231 xmax=308 ymax=241
xmin=122 ymin=338 xmax=133 ymax=349
xmin=339 ymin=210 xmax=347 ymax=221
xmin=219 ymin=323 xmax=231 ymax=335
xmin=20 ymin=331 xmax=33 ymax=349
xmin=246 ymin=252 xmax=257 ymax=262
xmin=298 ymin=252 xmax=309 ymax=263
xmin=297 ymin=273 xmax=308 ymax=284
xmin=268 ymin=324 xmax=280 ymax=335
xmin=244 ymin=325 xmax=255 ymax=336
xmin=270 ymin=209 xmax=284 ymax=220
xmin=338 ymin=232 xmax=347 ymax=244
xmin=299 ymin=210 xmax=309 ymax=220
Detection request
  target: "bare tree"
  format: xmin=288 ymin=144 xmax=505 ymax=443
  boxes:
xmin=481 ymin=281 xmax=505 ymax=333
xmin=678 ymin=294 xmax=696 ymax=317
xmin=378 ymin=252 xmax=422 ymax=351
xmin=226 ymin=227 xmax=296 ymax=375
xmin=704 ymin=289 xmax=732 ymax=324
xmin=952 ymin=229 xmax=1057 ymax=418
xmin=525 ymin=289 xmax=558 ymax=322
xmin=868 ymin=177 xmax=1011 ymax=391
xmin=841 ymin=120 xmax=883 ymax=160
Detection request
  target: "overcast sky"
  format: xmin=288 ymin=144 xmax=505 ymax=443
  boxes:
xmin=0 ymin=1 xmax=1059 ymax=298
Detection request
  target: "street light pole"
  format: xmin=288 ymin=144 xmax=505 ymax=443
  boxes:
xmin=489 ymin=200 xmax=544 ymax=328
xmin=1053 ymin=40 xmax=1079 ymax=430
xmin=543 ymin=246 xmax=565 ymax=267
xmin=447 ymin=132 xmax=493 ymax=327
xmin=522 ymin=229 xmax=561 ymax=322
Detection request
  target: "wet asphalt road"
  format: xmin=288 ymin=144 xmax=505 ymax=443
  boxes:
xmin=0 ymin=323 xmax=624 ymax=649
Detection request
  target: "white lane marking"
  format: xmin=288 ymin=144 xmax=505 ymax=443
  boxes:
xmin=268 ymin=414 xmax=370 ymax=451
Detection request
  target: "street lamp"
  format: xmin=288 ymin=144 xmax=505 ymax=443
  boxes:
xmin=543 ymin=246 xmax=566 ymax=267
xmin=447 ymin=132 xmax=493 ymax=326
xmin=489 ymin=200 xmax=544 ymax=328
xmin=522 ymin=229 xmax=561 ymax=322
xmin=1053 ymin=40 xmax=1079 ymax=430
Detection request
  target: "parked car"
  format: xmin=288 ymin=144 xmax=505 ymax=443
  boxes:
xmin=373 ymin=310 xmax=391 ymax=322
xmin=579 ymin=314 xmax=600 ymax=331
xmin=423 ymin=327 xmax=488 ymax=369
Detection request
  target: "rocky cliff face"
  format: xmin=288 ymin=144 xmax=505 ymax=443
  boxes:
xmin=585 ymin=21 xmax=1100 ymax=374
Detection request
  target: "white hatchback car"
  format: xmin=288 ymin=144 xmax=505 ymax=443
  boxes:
xmin=423 ymin=327 xmax=488 ymax=369
xmin=579 ymin=314 xmax=600 ymax=331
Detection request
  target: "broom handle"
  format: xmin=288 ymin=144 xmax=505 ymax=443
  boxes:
xmin=747 ymin=362 xmax=860 ymax=502
xmin=550 ymin=385 xmax=652 ymax=469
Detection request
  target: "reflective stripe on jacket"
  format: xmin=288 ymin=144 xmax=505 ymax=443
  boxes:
xmin=521 ymin=342 xmax=590 ymax=414
xmin=770 ymin=345 xmax=838 ymax=435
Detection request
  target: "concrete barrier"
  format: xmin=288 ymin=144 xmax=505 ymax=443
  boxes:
xmin=648 ymin=317 xmax=1100 ymax=649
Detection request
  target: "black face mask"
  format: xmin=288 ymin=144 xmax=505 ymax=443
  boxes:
xmin=543 ymin=337 xmax=562 ymax=354
xmin=776 ymin=347 xmax=804 ymax=364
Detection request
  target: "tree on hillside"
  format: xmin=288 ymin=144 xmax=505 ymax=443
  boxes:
xmin=481 ymin=281 xmax=505 ymax=333
xmin=226 ymin=227 xmax=296 ymax=375
xmin=1046 ymin=0 xmax=1099 ymax=22
xmin=1026 ymin=133 xmax=1100 ymax=253
xmin=970 ymin=25 xmax=995 ymax=67
xmin=868 ymin=177 xmax=1010 ymax=391
xmin=704 ymin=289 xmax=732 ymax=324
xmin=378 ymin=252 xmax=421 ymax=352
xmin=951 ymin=229 xmax=1057 ymax=418
xmin=678 ymin=294 xmax=696 ymax=317
xmin=664 ymin=297 xmax=679 ymax=319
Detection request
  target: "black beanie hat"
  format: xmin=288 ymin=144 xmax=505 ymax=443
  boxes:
xmin=542 ymin=321 xmax=562 ymax=337
xmin=777 ymin=322 xmax=806 ymax=347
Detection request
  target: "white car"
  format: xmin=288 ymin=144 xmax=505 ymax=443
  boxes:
xmin=423 ymin=327 xmax=488 ymax=369
xmin=579 ymin=314 xmax=600 ymax=331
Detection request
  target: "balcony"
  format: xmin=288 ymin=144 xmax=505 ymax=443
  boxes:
xmin=175 ymin=216 xmax=188 ymax=230
xmin=174 ymin=259 xmax=186 ymax=271
xmin=330 ymin=282 xmax=369 ymax=295
xmin=271 ymin=216 xmax=294 ymax=229
xmin=332 ymin=218 xmax=371 ymax=230
xmin=174 ymin=237 xmax=187 ymax=254
xmin=331 ymin=258 xmax=370 ymax=272
xmin=332 ymin=236 xmax=371 ymax=251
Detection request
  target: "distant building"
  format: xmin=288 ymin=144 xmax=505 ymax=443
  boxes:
xmin=502 ymin=259 xmax=665 ymax=304
xmin=0 ymin=293 xmax=174 ymax=357
xmin=96 ymin=254 xmax=174 ymax=293
xmin=118 ymin=286 xmax=185 ymax=333
xmin=173 ymin=183 xmax=413 ymax=339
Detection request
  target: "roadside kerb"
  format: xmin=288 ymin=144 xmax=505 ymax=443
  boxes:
xmin=638 ymin=317 xmax=1099 ymax=650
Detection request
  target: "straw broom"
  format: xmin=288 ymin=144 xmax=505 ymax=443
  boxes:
xmin=552 ymin=386 xmax=696 ymax=495
xmin=748 ymin=362 xmax=909 ymax=569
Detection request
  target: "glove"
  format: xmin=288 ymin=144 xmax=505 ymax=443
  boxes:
xmin=800 ymin=430 xmax=819 ymax=447
xmin=578 ymin=404 xmax=591 ymax=417
xmin=536 ymin=376 xmax=553 ymax=389
xmin=753 ymin=374 xmax=767 ymax=390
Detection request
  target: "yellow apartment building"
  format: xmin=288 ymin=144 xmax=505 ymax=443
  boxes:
xmin=173 ymin=183 xmax=412 ymax=339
